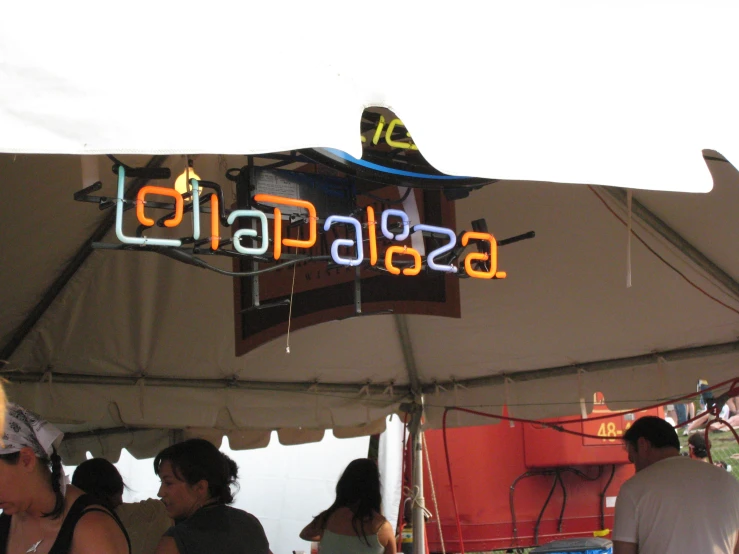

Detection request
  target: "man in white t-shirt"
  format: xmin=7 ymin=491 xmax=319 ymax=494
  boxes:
xmin=613 ymin=416 xmax=739 ymax=554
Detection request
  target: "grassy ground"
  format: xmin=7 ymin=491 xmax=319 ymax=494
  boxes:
xmin=680 ymin=427 xmax=739 ymax=478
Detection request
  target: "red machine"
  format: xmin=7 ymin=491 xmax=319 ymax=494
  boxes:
xmin=420 ymin=396 xmax=663 ymax=552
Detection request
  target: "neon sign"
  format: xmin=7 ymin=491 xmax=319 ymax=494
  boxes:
xmin=115 ymin=167 xmax=507 ymax=280
xmin=304 ymin=108 xmax=491 ymax=189
xmin=360 ymin=115 xmax=418 ymax=150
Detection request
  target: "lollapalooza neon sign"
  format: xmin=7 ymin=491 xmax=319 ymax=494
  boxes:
xmin=114 ymin=166 xmax=506 ymax=279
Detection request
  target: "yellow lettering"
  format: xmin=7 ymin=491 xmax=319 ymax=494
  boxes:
xmin=372 ymin=116 xmax=386 ymax=145
xmin=598 ymin=423 xmax=607 ymax=438
xmin=606 ymin=422 xmax=618 ymax=442
xmin=407 ymin=131 xmax=419 ymax=150
xmin=597 ymin=422 xmax=618 ymax=442
xmin=385 ymin=119 xmax=412 ymax=150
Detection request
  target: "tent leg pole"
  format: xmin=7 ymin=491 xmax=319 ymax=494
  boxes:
xmin=410 ymin=405 xmax=426 ymax=554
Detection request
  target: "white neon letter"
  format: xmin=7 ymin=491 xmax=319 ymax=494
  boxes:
xmin=324 ymin=215 xmax=364 ymax=266
xmin=227 ymin=210 xmax=269 ymax=255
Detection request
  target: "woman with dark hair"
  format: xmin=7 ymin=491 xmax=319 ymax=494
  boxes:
xmin=688 ymin=433 xmax=710 ymax=461
xmin=687 ymin=434 xmax=733 ymax=471
xmin=300 ymin=458 xmax=396 ymax=554
xmin=153 ymin=438 xmax=271 ymax=554
xmin=72 ymin=459 xmax=125 ymax=511
xmin=72 ymin=458 xmax=172 ymax=554
xmin=0 ymin=403 xmax=130 ymax=554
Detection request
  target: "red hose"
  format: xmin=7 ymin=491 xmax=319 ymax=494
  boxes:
xmin=705 ymin=417 xmax=739 ymax=465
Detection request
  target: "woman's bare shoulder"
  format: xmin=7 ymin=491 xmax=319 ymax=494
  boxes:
xmin=72 ymin=510 xmax=129 ymax=554
xmin=371 ymin=512 xmax=389 ymax=533
xmin=323 ymin=507 xmax=387 ymax=535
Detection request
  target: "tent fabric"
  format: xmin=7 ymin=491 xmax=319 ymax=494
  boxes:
xmin=2 ymin=152 xmax=739 ymax=461
xmin=1 ymin=2 xmax=738 ymax=192
xmin=58 ymin=429 xmax=173 ymax=466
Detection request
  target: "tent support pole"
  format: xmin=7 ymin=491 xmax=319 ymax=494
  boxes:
xmin=394 ymin=314 xmax=421 ymax=396
xmin=408 ymin=401 xmax=426 ymax=554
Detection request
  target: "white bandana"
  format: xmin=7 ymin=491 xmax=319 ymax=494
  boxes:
xmin=0 ymin=403 xmax=63 ymax=458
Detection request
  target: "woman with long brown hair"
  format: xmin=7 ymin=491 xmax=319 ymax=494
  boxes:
xmin=300 ymin=458 xmax=396 ymax=554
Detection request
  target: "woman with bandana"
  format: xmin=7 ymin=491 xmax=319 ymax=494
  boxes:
xmin=0 ymin=403 xmax=130 ymax=554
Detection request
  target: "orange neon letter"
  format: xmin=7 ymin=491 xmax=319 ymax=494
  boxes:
xmin=210 ymin=194 xmax=220 ymax=250
xmin=273 ymin=208 xmax=283 ymax=260
xmin=253 ymin=194 xmax=316 ymax=252
xmin=385 ymin=246 xmax=422 ymax=276
xmin=461 ymin=232 xmax=506 ymax=279
xmin=136 ymin=186 xmax=184 ymax=228
xmin=367 ymin=206 xmax=378 ymax=266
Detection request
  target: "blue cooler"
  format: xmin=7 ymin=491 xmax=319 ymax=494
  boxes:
xmin=530 ymin=538 xmax=613 ymax=554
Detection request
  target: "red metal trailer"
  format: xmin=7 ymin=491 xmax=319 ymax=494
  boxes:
xmin=421 ymin=396 xmax=663 ymax=552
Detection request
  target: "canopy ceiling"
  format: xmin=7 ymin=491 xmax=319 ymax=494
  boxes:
xmin=1 ymin=152 xmax=738 ymax=462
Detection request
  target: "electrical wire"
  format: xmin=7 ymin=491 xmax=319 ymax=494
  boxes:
xmin=555 ymin=470 xmax=566 ymax=533
xmin=600 ymin=465 xmax=616 ymax=531
xmin=704 ymin=417 xmax=739 ymax=464
xmin=106 ymin=154 xmax=127 ymax=168
xmin=442 ymin=378 xmax=739 ymax=554
xmin=509 ymin=470 xmax=552 ymax=546
xmin=562 ymin=466 xmax=603 ymax=482
xmin=445 ymin=376 xmax=739 ymax=429
xmin=533 ymin=473 xmax=559 ymax=545
xmin=94 ymin=245 xmax=333 ymax=277
xmin=359 ymin=186 xmax=413 ymax=206
xmin=510 ymin=472 xmax=529 ymax=545
xmin=588 ymin=186 xmax=739 ymax=317
xmin=508 ymin=466 xmax=601 ymax=549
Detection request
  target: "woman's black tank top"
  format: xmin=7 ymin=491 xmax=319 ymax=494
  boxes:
xmin=0 ymin=494 xmax=131 ymax=554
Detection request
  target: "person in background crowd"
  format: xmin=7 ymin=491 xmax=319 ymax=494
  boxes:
xmin=72 ymin=458 xmax=172 ymax=554
xmin=300 ymin=458 xmax=396 ymax=554
xmin=687 ymin=433 xmax=733 ymax=471
xmin=0 ymin=403 xmax=130 ymax=554
xmin=684 ymin=379 xmax=732 ymax=433
xmin=72 ymin=459 xmax=124 ymax=511
xmin=673 ymin=401 xmax=695 ymax=433
xmin=613 ymin=416 xmax=739 ymax=554
xmin=153 ymin=438 xmax=271 ymax=554
xmin=687 ymin=432 xmax=710 ymax=461
xmin=663 ymin=404 xmax=678 ymax=427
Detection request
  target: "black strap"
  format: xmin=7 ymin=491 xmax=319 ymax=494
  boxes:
xmin=0 ymin=514 xmax=10 ymax=554
xmin=50 ymin=495 xmax=131 ymax=554
xmin=0 ymin=495 xmax=131 ymax=554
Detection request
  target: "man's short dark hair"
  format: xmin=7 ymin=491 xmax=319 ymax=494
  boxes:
xmin=622 ymin=416 xmax=680 ymax=450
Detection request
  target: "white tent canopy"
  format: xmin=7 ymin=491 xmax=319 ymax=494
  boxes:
xmin=1 ymin=1 xmax=738 ymax=192
xmin=1 ymin=151 xmax=738 ymax=463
